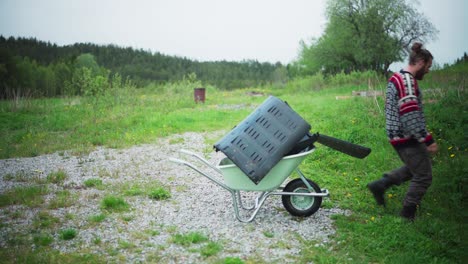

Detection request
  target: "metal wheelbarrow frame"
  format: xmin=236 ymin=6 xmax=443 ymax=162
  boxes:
xmin=170 ymin=147 xmax=329 ymax=223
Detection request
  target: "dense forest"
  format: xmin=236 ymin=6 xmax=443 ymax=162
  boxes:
xmin=0 ymin=36 xmax=288 ymax=99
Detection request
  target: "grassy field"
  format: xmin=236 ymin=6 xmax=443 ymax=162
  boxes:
xmin=0 ymin=72 xmax=466 ymax=263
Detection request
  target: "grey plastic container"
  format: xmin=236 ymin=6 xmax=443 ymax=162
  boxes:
xmin=214 ymin=96 xmax=311 ymax=184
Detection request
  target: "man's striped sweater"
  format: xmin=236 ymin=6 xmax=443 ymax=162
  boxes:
xmin=385 ymin=70 xmax=434 ymax=147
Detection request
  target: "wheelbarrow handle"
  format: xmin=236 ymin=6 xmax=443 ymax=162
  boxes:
xmin=179 ymin=149 xmax=195 ymax=155
xmin=178 ymin=149 xmax=223 ymax=174
xmin=168 ymin=157 xmax=189 ymax=165
xmin=169 ymin=153 xmax=232 ymax=192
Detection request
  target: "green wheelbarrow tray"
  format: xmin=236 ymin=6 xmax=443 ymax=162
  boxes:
xmin=218 ymin=147 xmax=315 ymax=191
xmin=170 ymin=147 xmax=329 ymax=222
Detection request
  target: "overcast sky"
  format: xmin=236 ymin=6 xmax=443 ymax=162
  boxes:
xmin=1 ymin=0 xmax=466 ymax=70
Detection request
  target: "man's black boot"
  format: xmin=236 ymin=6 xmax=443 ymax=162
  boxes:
xmin=400 ymin=205 xmax=417 ymax=221
xmin=367 ymin=176 xmax=393 ymax=206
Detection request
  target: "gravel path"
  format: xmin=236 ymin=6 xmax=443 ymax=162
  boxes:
xmin=0 ymin=131 xmax=349 ymax=263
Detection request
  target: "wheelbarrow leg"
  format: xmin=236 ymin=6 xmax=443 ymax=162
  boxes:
xmin=236 ymin=191 xmax=269 ymax=211
xmin=236 ymin=191 xmax=254 ymax=210
xmin=230 ymin=190 xmax=272 ymax=223
xmin=296 ymin=168 xmax=315 ymax=192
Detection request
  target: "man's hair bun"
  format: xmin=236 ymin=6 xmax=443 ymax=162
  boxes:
xmin=409 ymin=42 xmax=432 ymax=64
xmin=411 ymin=42 xmax=423 ymax=53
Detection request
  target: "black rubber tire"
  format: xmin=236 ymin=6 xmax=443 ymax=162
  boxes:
xmin=281 ymin=178 xmax=322 ymax=217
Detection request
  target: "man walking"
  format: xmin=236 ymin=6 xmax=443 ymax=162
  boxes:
xmin=367 ymin=42 xmax=438 ymax=220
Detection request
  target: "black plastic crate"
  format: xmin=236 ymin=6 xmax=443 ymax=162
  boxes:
xmin=214 ymin=96 xmax=311 ymax=184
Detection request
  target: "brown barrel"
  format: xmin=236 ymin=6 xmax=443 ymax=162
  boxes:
xmin=194 ymin=88 xmax=205 ymax=103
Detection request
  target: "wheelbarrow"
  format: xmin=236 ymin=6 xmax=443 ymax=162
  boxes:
xmin=170 ymin=146 xmax=329 ymax=223
xmin=170 ymin=96 xmax=371 ymax=222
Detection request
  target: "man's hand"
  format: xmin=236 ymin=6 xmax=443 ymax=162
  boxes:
xmin=427 ymin=143 xmax=438 ymax=154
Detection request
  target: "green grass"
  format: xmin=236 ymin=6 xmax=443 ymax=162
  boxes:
xmin=0 ymin=89 xmax=251 ymax=159
xmin=33 ymin=233 xmax=54 ymax=246
xmin=88 ymin=213 xmax=106 ymax=223
xmin=170 ymin=231 xmax=223 ymax=258
xmin=120 ymin=182 xmax=171 ymax=200
xmin=59 ymin=228 xmax=78 ymax=240
xmin=0 ymin=68 xmax=465 ymax=263
xmin=200 ymin=241 xmax=223 ymax=257
xmin=100 ymin=195 xmax=129 ymax=212
xmin=33 ymin=210 xmax=60 ymax=229
xmin=83 ymin=178 xmax=103 ymax=189
xmin=46 ymin=169 xmax=68 ymax=184
xmin=48 ymin=190 xmax=75 ymax=209
xmin=171 ymin=231 xmax=209 ymax=246
xmin=123 ymin=186 xmax=144 ymax=196
xmin=148 ymin=187 xmax=171 ymax=200
xmin=0 ymin=185 xmax=49 ymax=207
xmin=262 ymin=231 xmax=274 ymax=238
xmin=118 ymin=239 xmax=136 ymax=250
xmin=219 ymin=257 xmax=245 ymax=264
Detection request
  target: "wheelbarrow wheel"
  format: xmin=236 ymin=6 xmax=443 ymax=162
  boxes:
xmin=282 ymin=178 xmax=322 ymax=217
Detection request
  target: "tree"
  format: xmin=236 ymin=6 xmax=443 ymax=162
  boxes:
xmin=53 ymin=62 xmax=72 ymax=96
xmin=74 ymin=53 xmax=100 ymax=75
xmin=271 ymin=63 xmax=289 ymax=86
xmin=298 ymin=0 xmax=438 ymax=75
xmin=0 ymin=48 xmax=18 ymax=99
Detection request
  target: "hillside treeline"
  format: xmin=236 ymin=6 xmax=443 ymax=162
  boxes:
xmin=0 ymin=36 xmax=287 ymax=99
